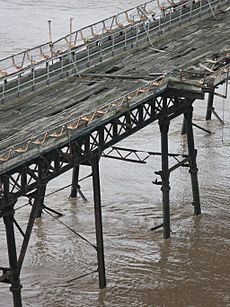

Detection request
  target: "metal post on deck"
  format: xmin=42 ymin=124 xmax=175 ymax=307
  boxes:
xmin=184 ymin=107 xmax=201 ymax=215
xmin=159 ymin=115 xmax=171 ymax=239
xmin=206 ymin=90 xmax=214 ymax=120
xmin=69 ymin=165 xmax=80 ymax=198
xmin=91 ymin=154 xmax=106 ymax=289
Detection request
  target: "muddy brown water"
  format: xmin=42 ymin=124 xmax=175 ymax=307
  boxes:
xmin=0 ymin=1 xmax=230 ymax=306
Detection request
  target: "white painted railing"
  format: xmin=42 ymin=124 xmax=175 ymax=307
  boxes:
xmin=0 ymin=0 xmax=229 ymax=103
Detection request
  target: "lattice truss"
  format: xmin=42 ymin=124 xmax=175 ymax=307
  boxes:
xmin=0 ymin=94 xmax=190 ymax=200
xmin=0 ymin=92 xmax=199 ymax=307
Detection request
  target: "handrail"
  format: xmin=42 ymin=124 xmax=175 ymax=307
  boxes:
xmin=0 ymin=0 xmax=229 ymax=103
xmin=0 ymin=0 xmax=229 ymax=163
xmin=0 ymin=0 xmax=157 ymax=75
xmin=0 ymin=77 xmax=165 ymax=162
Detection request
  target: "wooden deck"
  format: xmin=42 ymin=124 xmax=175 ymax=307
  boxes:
xmin=1 ymin=3 xmax=230 ymax=305
xmin=0 ymin=4 xmax=230 ymax=174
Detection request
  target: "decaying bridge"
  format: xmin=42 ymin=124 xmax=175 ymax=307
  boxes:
xmin=0 ymin=0 xmax=230 ymax=306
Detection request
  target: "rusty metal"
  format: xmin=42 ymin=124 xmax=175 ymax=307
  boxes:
xmin=102 ymin=146 xmax=188 ymax=164
xmin=206 ymin=90 xmax=215 ymax=120
xmin=184 ymin=106 xmax=201 ymax=215
xmin=1 ymin=0 xmax=228 ymax=103
xmin=3 ymin=0 xmax=230 ymax=304
xmin=91 ymin=154 xmax=106 ymax=289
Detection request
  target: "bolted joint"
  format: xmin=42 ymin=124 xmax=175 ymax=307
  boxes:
xmin=10 ymin=283 xmax=22 ymax=293
xmin=152 ymin=179 xmax=162 ymax=185
xmin=155 ymin=170 xmax=170 ymax=181
xmin=189 ymin=167 xmax=199 ymax=175
xmin=161 ymin=185 xmax=171 ymax=192
xmin=1 ymin=208 xmax=15 ymax=219
xmin=0 ymin=193 xmax=17 ymax=216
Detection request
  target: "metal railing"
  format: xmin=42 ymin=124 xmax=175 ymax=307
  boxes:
xmin=0 ymin=0 xmax=157 ymax=76
xmin=0 ymin=0 xmax=229 ymax=103
xmin=0 ymin=78 xmax=164 ymax=162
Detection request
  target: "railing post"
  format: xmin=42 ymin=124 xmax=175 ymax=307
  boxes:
xmin=17 ymin=74 xmax=21 ymax=97
xmin=99 ymin=39 xmax=103 ymax=62
xmin=199 ymin=0 xmax=202 ymax=17
xmin=32 ymin=66 xmax=35 ymax=91
xmin=47 ymin=60 xmax=50 ymax=85
xmin=136 ymin=24 xmax=139 ymax=47
xmin=190 ymin=0 xmax=193 ymax=21
xmin=2 ymin=78 xmax=6 ymax=103
xmin=158 ymin=17 xmax=161 ymax=36
xmin=169 ymin=9 xmax=172 ymax=31
xmin=112 ymin=34 xmax=115 ymax=57
xmin=87 ymin=45 xmax=90 ymax=66
xmin=61 ymin=55 xmax=64 ymax=78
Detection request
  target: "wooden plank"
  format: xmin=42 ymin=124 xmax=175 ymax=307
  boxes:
xmin=0 ymin=8 xmax=230 ymax=173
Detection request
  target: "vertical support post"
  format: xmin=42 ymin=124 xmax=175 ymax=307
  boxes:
xmin=2 ymin=179 xmax=22 ymax=307
xmin=184 ymin=107 xmax=201 ymax=215
xmin=91 ymin=154 xmax=106 ymax=289
xmin=3 ymin=212 xmax=22 ymax=307
xmin=125 ymin=111 xmax=132 ymax=132
xmin=17 ymin=184 xmax=47 ymax=273
xmin=158 ymin=108 xmax=171 ymax=239
xmin=181 ymin=117 xmax=186 ymax=135
xmin=206 ymin=90 xmax=214 ymax=120
xmin=34 ymin=184 xmax=46 ymax=218
xmin=69 ymin=165 xmax=80 ymax=198
xmin=35 ymin=161 xmax=46 ymax=218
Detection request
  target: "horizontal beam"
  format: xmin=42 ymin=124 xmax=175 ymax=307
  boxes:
xmin=81 ymin=73 xmax=164 ymax=81
xmin=102 ymin=145 xmax=188 ymax=164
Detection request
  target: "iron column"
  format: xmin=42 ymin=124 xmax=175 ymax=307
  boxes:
xmin=184 ymin=106 xmax=201 ymax=215
xmin=34 ymin=185 xmax=46 ymax=218
xmin=91 ymin=154 xmax=106 ymax=288
xmin=159 ymin=114 xmax=171 ymax=239
xmin=2 ymin=179 xmax=22 ymax=307
xmin=69 ymin=165 xmax=80 ymax=198
xmin=206 ymin=91 xmax=214 ymax=120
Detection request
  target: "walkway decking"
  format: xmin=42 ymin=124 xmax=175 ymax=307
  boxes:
xmin=0 ymin=4 xmax=229 ymax=174
xmin=0 ymin=1 xmax=230 ymax=305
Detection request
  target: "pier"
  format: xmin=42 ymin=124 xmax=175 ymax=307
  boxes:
xmin=0 ymin=0 xmax=230 ymax=305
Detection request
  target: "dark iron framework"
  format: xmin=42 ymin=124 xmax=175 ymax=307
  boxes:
xmin=0 ymin=91 xmax=201 ymax=306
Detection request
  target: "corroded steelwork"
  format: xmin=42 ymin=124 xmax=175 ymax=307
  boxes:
xmin=0 ymin=0 xmax=230 ymax=305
